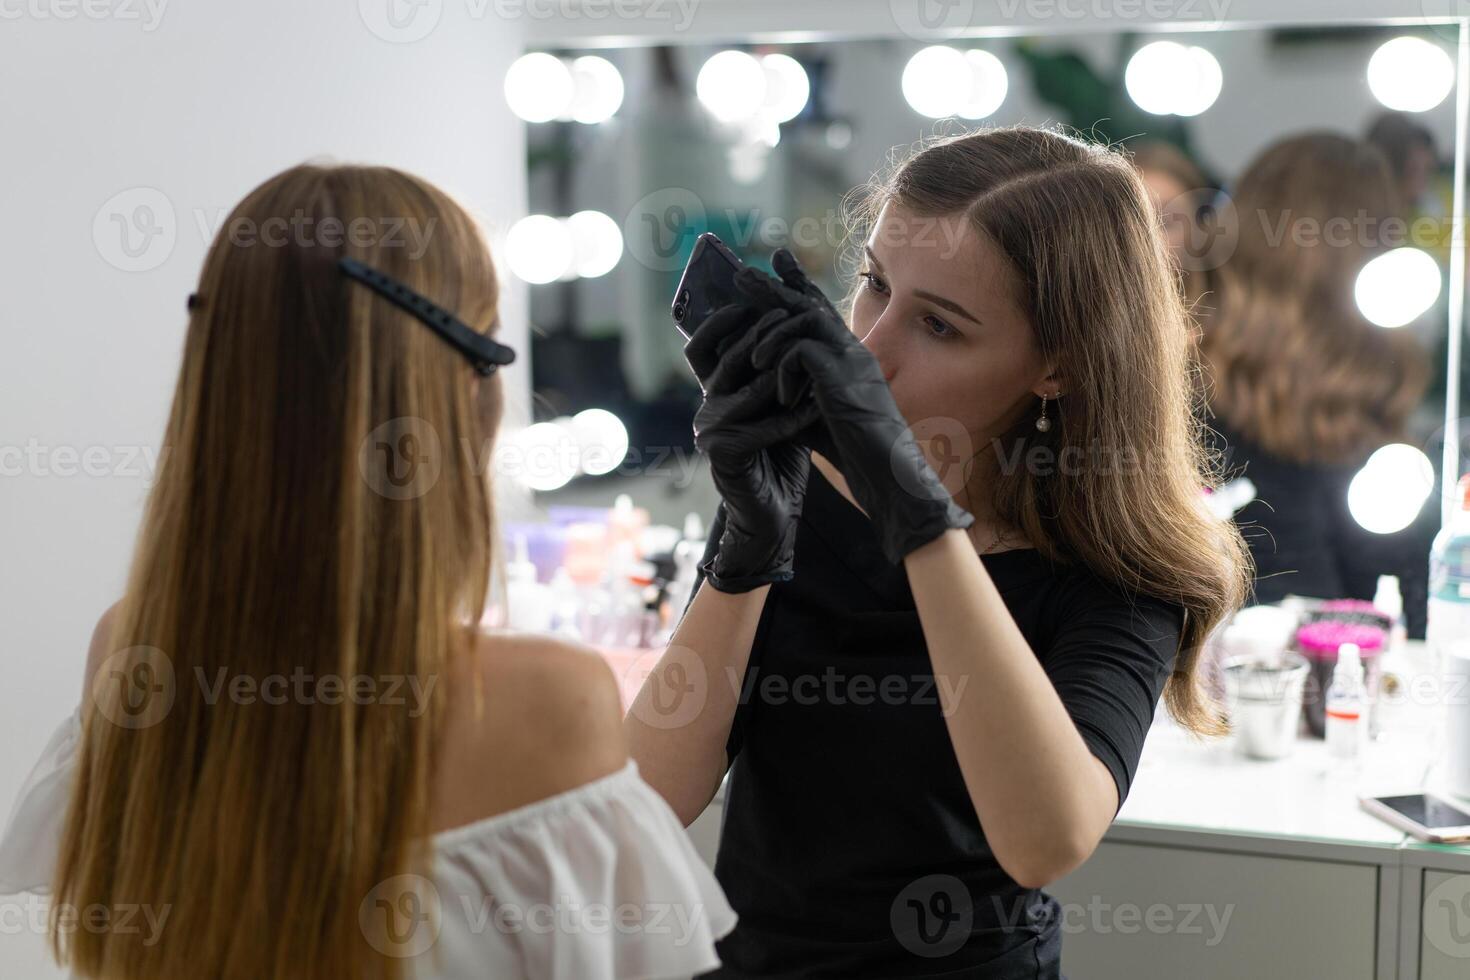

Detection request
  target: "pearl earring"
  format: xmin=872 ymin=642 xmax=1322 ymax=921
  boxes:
xmin=1035 ymin=393 xmax=1052 ymax=432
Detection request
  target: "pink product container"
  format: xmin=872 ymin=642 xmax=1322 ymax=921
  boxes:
xmin=1294 ymin=620 xmax=1384 ymax=739
xmin=1311 ymin=599 xmax=1393 ymax=632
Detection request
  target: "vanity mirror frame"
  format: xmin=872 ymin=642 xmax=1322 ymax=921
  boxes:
xmin=523 ymin=0 xmax=1469 ymax=522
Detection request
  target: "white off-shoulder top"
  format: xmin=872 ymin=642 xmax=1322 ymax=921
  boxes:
xmin=0 ymin=708 xmax=736 ymax=979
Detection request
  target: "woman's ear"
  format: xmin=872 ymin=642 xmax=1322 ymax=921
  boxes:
xmin=1033 ymin=364 xmax=1065 ymax=399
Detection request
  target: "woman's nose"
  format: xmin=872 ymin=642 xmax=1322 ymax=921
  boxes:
xmin=859 ymin=314 xmax=902 ymax=384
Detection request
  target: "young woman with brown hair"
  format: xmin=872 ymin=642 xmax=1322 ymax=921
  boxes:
xmin=627 ymin=126 xmax=1252 ymax=979
xmin=0 ymin=164 xmax=734 ymax=978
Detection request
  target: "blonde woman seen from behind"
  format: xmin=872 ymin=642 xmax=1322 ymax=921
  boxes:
xmin=0 ymin=164 xmax=734 ymax=979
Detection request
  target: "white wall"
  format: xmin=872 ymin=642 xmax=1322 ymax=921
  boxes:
xmin=0 ymin=3 xmax=527 ymax=974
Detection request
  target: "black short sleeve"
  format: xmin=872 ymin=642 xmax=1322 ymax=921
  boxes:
xmin=1039 ymin=579 xmax=1184 ymax=816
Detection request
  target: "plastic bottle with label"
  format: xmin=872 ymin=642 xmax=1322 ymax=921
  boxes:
xmin=1325 ymin=643 xmax=1366 ymax=765
xmin=1427 ymin=475 xmax=1470 ymax=798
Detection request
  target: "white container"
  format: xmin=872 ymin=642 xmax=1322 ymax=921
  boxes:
xmin=504 ymin=534 xmax=554 ymax=632
xmin=1444 ymin=640 xmax=1470 ymax=801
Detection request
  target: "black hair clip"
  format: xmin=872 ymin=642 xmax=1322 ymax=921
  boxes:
xmin=187 ymin=293 xmax=202 ymax=312
xmin=338 ymin=257 xmax=515 ymax=376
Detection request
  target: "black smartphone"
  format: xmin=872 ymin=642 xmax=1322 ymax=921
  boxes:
xmin=671 ymin=232 xmax=747 ymax=340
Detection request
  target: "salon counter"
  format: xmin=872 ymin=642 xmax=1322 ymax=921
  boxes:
xmin=620 ymin=640 xmax=1470 ymax=980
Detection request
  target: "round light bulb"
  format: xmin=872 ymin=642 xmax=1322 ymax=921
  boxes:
xmin=697 ymin=50 xmax=766 ymax=122
xmin=505 ymin=53 xmax=574 ymax=123
xmin=1368 ymin=36 xmax=1454 ymax=113
xmin=1356 ymin=247 xmax=1442 ymax=328
xmin=902 ymin=45 xmax=970 ymax=119
xmin=506 ymin=214 xmax=573 ymax=284
xmin=567 ymin=55 xmax=624 ymax=124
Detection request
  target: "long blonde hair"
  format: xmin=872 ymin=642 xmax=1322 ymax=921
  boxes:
xmin=52 ymin=164 xmax=503 ymax=978
xmin=845 ymin=126 xmax=1252 ymax=736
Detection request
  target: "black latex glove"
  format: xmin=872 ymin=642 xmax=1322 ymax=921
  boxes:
xmin=737 ymin=250 xmax=976 ymax=565
xmin=726 ymin=251 xmax=845 ymax=468
xmin=684 ymin=302 xmax=822 ymax=592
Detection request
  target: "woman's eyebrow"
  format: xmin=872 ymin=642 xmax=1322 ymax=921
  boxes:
xmin=866 ymin=245 xmax=983 ymax=326
xmin=914 ymin=289 xmax=983 ymax=326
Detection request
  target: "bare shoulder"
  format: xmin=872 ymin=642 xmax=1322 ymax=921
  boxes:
xmin=81 ymin=599 xmax=125 ymax=702
xmin=430 ymin=629 xmax=629 ymax=833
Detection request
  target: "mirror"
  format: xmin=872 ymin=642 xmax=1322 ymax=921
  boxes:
xmin=505 ymin=22 xmax=1458 ymax=637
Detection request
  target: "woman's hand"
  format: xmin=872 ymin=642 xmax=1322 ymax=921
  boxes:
xmin=683 ymin=302 xmax=821 ymax=592
xmin=736 ymin=249 xmax=976 ymax=565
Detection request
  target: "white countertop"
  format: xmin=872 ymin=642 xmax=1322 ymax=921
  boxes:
xmin=1120 ymin=639 xmax=1463 ymax=854
xmin=1122 ymin=711 xmax=1430 ymax=849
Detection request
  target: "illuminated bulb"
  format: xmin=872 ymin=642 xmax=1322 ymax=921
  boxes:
xmin=1126 ymin=42 xmax=1222 ymax=116
xmin=566 ymin=211 xmax=623 ymax=278
xmin=566 ymin=55 xmax=624 ymax=124
xmin=1348 ymin=443 xmax=1433 ymax=533
xmin=1176 ymin=47 xmax=1222 ymax=116
xmin=571 ymin=408 xmax=630 ymax=476
xmin=505 ymin=53 xmax=574 ymax=123
xmin=1368 ymin=36 xmax=1454 ymax=113
xmin=506 ymin=214 xmax=573 ymax=284
xmin=697 ymin=50 xmax=766 ymax=122
xmin=512 ymin=421 xmax=580 ymax=492
xmin=760 ymin=53 xmax=810 ymax=123
xmin=958 ymin=50 xmax=1008 ymax=120
xmin=902 ymin=45 xmax=970 ymax=118
xmin=1356 ymin=248 xmax=1442 ymax=328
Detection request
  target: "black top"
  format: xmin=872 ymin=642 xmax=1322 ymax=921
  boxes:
xmin=1204 ymin=418 xmax=1437 ymax=637
xmin=690 ymin=465 xmax=1185 ymax=979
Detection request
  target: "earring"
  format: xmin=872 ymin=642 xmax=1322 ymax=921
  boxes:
xmin=1035 ymin=393 xmax=1052 ymax=432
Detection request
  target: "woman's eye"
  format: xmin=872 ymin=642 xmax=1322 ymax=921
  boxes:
xmin=858 ymin=271 xmax=888 ymax=296
xmin=923 ymin=315 xmax=958 ymax=340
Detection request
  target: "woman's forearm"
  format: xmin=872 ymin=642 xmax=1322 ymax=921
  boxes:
xmin=624 ymin=580 xmax=769 ymax=826
xmin=903 ymin=529 xmax=1118 ymax=888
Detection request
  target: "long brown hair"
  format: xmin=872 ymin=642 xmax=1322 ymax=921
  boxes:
xmin=52 ymin=164 xmax=504 ymax=978
xmin=1199 ymin=132 xmax=1429 ymax=465
xmin=844 ymin=126 xmax=1251 ymax=737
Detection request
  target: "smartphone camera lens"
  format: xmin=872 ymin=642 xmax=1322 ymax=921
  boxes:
xmin=673 ymin=289 xmax=689 ymax=322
